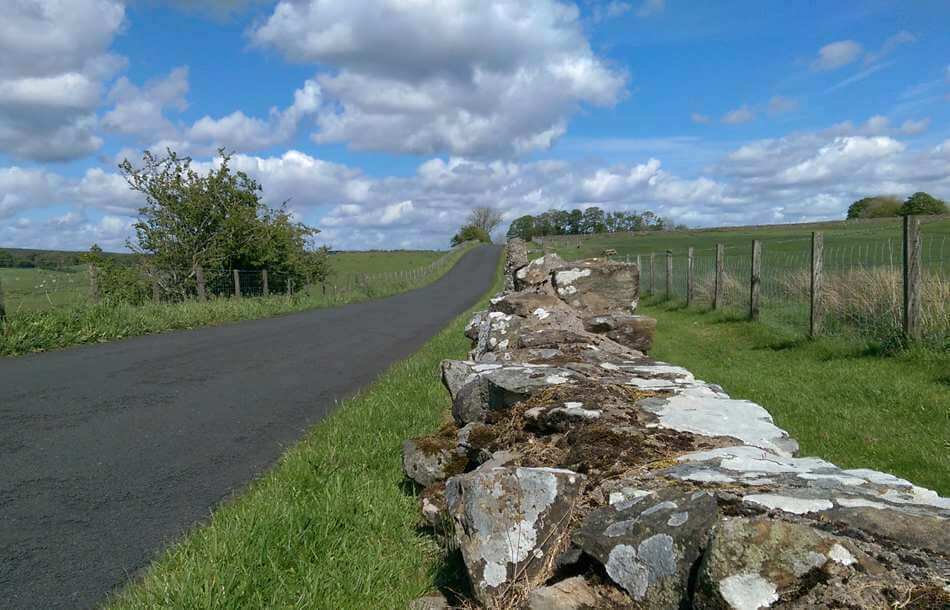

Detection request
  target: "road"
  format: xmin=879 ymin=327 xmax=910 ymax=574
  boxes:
xmin=0 ymin=244 xmax=501 ymax=609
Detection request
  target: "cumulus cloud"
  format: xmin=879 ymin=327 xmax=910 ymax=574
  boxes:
xmin=811 ymin=40 xmax=863 ymax=71
xmin=103 ymin=67 xmax=190 ymax=139
xmin=0 ymin=0 xmax=126 ymax=160
xmin=691 ymin=112 xmax=711 ymax=124
xmin=250 ymin=0 xmax=626 ymax=156
xmin=721 ymin=105 xmax=755 ymax=125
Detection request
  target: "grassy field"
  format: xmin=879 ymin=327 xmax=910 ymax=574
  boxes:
xmin=329 ymin=250 xmax=443 ymax=274
xmin=0 ymin=250 xmax=452 ymax=315
xmin=108 ymin=252 xmax=504 ymax=610
xmin=538 ymin=215 xmax=950 ymax=260
xmin=639 ymin=298 xmax=950 ymax=495
xmin=0 ymin=246 xmax=475 ymax=357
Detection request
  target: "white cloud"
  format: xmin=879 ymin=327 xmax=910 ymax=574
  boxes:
xmin=721 ymin=105 xmax=755 ymax=125
xmin=0 ymin=166 xmax=64 ymax=220
xmin=103 ymin=67 xmax=190 ymax=139
xmin=0 ymin=0 xmax=126 ymax=161
xmin=250 ymin=0 xmax=626 ymax=156
xmin=826 ymin=60 xmax=895 ymax=93
xmin=812 ymin=40 xmax=863 ymax=71
xmin=691 ymin=112 xmax=711 ymax=124
xmin=864 ymin=30 xmax=916 ymax=65
xmin=767 ymin=95 xmax=798 ymax=114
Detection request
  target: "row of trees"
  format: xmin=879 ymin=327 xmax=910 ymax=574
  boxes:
xmin=506 ymin=207 xmax=678 ymax=241
xmin=846 ymin=192 xmax=947 ymax=219
xmin=91 ymin=149 xmax=330 ymax=304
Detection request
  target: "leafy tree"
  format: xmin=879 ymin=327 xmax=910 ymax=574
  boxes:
xmin=899 ymin=192 xmax=947 ymax=216
xmin=120 ymin=148 xmax=324 ymax=300
xmin=847 ymin=196 xmax=901 ymax=219
xmin=580 ymin=207 xmax=606 ymax=234
xmin=506 ymin=215 xmax=536 ymax=241
xmin=451 ymin=224 xmax=491 ymax=246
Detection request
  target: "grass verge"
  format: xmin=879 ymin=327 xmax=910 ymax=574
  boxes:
xmin=0 ymin=245 xmax=474 ymax=357
xmin=638 ymin=298 xmax=950 ymax=495
xmin=107 ymin=250 xmax=504 ymax=610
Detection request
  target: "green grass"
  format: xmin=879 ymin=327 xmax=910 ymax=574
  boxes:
xmin=107 ymin=251 xmax=504 ymax=610
xmin=638 ymin=298 xmax=950 ymax=495
xmin=0 ymin=265 xmax=90 ymax=312
xmin=0 ymin=246 xmax=475 ymax=357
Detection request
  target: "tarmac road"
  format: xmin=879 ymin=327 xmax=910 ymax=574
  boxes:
xmin=0 ymin=244 xmax=501 ymax=609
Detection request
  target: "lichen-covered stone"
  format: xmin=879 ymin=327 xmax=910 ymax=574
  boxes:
xmin=583 ymin=313 xmax=656 ymax=352
xmin=445 ymin=466 xmax=585 ymax=607
xmin=550 ymin=260 xmax=639 ymax=315
xmin=573 ymin=488 xmax=720 ymax=608
xmin=504 ymin=238 xmax=528 ymax=291
xmin=402 ymin=435 xmax=468 ymax=487
xmin=694 ymin=516 xmax=885 ymax=610
xmin=450 ymin=364 xmax=577 ymax=425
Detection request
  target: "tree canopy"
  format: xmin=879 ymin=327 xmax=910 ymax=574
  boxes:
xmin=505 ymin=207 xmax=674 ymax=241
xmin=899 ymin=192 xmax=947 ymax=216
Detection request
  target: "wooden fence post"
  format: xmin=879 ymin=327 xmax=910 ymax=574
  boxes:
xmin=233 ymin=269 xmax=242 ymax=298
xmin=665 ymin=250 xmax=673 ymax=300
xmin=0 ymin=275 xmax=6 ymax=321
xmin=195 ymin=265 xmax=207 ymax=302
xmin=649 ymin=253 xmax=656 ymax=294
xmin=810 ymin=232 xmax=823 ymax=337
xmin=262 ymin=269 xmax=269 ymax=296
xmin=902 ymin=215 xmax=921 ymax=340
xmin=287 ymin=277 xmax=294 ymax=297
xmin=635 ymin=255 xmax=642 ymax=296
xmin=89 ymin=264 xmax=100 ymax=303
xmin=686 ymin=247 xmax=694 ymax=307
xmin=750 ymin=240 xmax=761 ymax=320
xmin=151 ymin=276 xmax=161 ymax=303
xmin=714 ymin=244 xmax=724 ymax=310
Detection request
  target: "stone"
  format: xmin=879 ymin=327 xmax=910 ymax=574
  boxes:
xmin=419 ymin=482 xmax=450 ymax=529
xmin=504 ymin=238 xmax=528 ymax=291
xmin=694 ymin=516 xmax=882 ymax=609
xmin=441 ymin=359 xmax=478 ymax=399
xmin=514 ymin=253 xmax=566 ymax=291
xmin=450 ymin=364 xmax=577 ymax=425
xmin=573 ymin=488 xmax=720 ymax=608
xmin=445 ymin=466 xmax=585 ymax=607
xmin=526 ymin=576 xmax=598 ymax=610
xmin=641 ymin=394 xmax=800 ymax=457
xmin=551 ymin=260 xmax=639 ymax=315
xmin=408 ymin=592 xmax=451 ymax=610
xmin=402 ymin=435 xmax=468 ymax=487
xmin=583 ymin=313 xmax=656 ymax=352
xmin=490 ymin=291 xmax=570 ymax=319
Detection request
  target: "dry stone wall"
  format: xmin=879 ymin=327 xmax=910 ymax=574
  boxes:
xmin=404 ymin=239 xmax=949 ymax=610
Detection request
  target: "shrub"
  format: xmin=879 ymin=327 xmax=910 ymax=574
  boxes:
xmin=899 ymin=192 xmax=947 ymax=216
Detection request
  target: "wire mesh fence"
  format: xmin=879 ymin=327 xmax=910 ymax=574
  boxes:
xmin=624 ymin=217 xmax=948 ymax=348
xmin=0 ymin=244 xmax=469 ymax=319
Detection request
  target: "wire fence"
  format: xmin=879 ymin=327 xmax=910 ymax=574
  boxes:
xmin=623 ymin=217 xmax=948 ymax=348
xmin=0 ymin=243 xmax=472 ymax=318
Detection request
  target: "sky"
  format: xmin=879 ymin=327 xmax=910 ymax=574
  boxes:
xmin=1 ymin=0 xmax=949 ymax=252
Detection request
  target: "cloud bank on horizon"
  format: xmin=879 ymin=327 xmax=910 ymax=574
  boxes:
xmin=1 ymin=0 xmax=948 ymax=252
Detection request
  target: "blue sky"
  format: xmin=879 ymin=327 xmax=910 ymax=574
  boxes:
xmin=1 ymin=0 xmax=948 ymax=251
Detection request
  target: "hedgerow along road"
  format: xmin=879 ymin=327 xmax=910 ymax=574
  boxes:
xmin=0 ymin=244 xmax=502 ymax=609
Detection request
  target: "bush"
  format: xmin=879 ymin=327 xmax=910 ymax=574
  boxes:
xmin=451 ymin=224 xmax=490 ymax=246
xmin=846 ymin=196 xmax=901 ymax=219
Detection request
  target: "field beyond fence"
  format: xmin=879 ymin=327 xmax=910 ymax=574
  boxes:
xmin=543 ymin=215 xmax=949 ymax=349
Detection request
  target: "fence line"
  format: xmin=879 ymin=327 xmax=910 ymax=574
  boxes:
xmin=1 ymin=242 xmax=475 ymax=317
xmin=621 ymin=215 xmax=947 ymax=346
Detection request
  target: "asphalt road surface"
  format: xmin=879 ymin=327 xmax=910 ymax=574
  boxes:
xmin=0 ymin=244 xmax=501 ymax=609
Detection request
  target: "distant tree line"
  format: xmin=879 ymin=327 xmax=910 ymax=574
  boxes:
xmin=0 ymin=248 xmax=128 ymax=270
xmin=847 ymin=192 xmax=947 ymax=219
xmin=506 ymin=207 xmax=681 ymax=241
